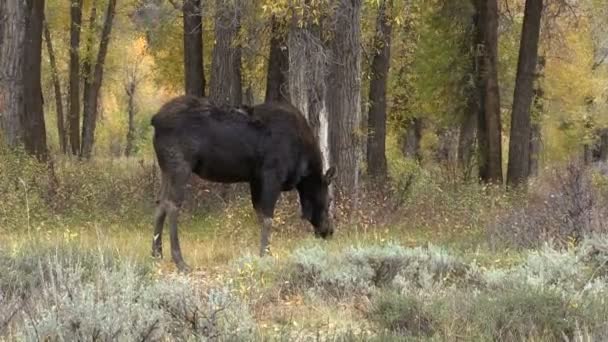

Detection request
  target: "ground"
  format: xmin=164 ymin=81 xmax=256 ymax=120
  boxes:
xmin=1 ymin=155 xmax=608 ymax=341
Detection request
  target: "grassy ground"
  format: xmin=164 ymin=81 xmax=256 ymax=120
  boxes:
xmin=1 ymin=152 xmax=608 ymax=340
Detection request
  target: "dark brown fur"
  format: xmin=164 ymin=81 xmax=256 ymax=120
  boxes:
xmin=151 ymin=96 xmax=335 ymax=271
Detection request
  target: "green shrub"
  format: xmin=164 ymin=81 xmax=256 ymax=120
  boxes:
xmin=281 ymin=243 xmax=477 ymax=299
xmin=471 ymin=287 xmax=583 ymax=341
xmin=368 ymin=291 xmax=434 ymax=337
xmin=489 ymin=162 xmax=608 ymax=249
xmin=0 ymin=243 xmax=131 ymax=298
xmin=1 ymin=245 xmax=256 ymax=341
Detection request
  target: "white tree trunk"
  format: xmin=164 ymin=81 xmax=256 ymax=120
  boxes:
xmin=288 ymin=7 xmax=330 ymax=171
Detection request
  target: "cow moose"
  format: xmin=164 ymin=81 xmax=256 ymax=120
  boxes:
xmin=151 ymin=95 xmax=335 ymax=271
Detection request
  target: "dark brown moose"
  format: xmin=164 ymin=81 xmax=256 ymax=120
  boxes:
xmin=151 ymin=96 xmax=335 ymax=271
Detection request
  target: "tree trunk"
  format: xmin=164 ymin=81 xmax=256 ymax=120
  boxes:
xmin=366 ymin=0 xmax=393 ymax=179
xmin=209 ymin=0 xmax=242 ymax=106
xmin=477 ymin=0 xmax=503 ymax=184
xmin=125 ymin=82 xmax=136 ymax=157
xmin=288 ymin=1 xmax=330 ymax=168
xmin=327 ymin=0 xmax=363 ymax=197
xmin=81 ymin=0 xmax=117 ymax=159
xmin=20 ymin=0 xmax=48 ymax=159
xmin=529 ymin=123 xmax=541 ymax=175
xmin=529 ymin=56 xmax=545 ymax=177
xmin=43 ymin=21 xmax=67 ymax=154
xmin=244 ymin=85 xmax=254 ymax=106
xmin=0 ymin=0 xmax=26 ymax=148
xmin=183 ymin=0 xmax=205 ymax=97
xmin=82 ymin=1 xmax=97 ymax=125
xmin=458 ymin=9 xmax=481 ymax=179
xmin=507 ymin=0 xmax=543 ymax=187
xmin=402 ymin=118 xmax=422 ymax=161
xmin=265 ymin=15 xmax=290 ymax=103
xmin=599 ymin=129 xmax=608 ymax=162
xmin=80 ymin=0 xmax=96 ymax=155
xmin=68 ymin=0 xmax=83 ymax=155
xmin=458 ymin=108 xmax=477 ymax=174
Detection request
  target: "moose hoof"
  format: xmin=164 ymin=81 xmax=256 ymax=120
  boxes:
xmin=176 ymin=262 xmax=192 ymax=273
xmin=259 ymin=247 xmax=272 ymax=257
xmin=151 ymin=249 xmax=163 ymax=259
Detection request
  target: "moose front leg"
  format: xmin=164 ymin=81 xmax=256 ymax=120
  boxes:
xmin=258 ymin=213 xmax=273 ymax=256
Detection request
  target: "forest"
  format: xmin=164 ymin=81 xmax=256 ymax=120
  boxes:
xmin=1 ymin=0 xmax=608 ymax=340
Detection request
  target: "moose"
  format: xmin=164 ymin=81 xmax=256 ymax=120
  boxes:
xmin=151 ymin=95 xmax=335 ymax=271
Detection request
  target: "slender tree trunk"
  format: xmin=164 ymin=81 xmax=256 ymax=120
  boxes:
xmin=366 ymin=0 xmax=393 ymax=179
xmin=402 ymin=118 xmax=422 ymax=161
xmin=209 ymin=0 xmax=242 ymax=106
xmin=507 ymin=0 xmax=543 ymax=187
xmin=68 ymin=0 xmax=83 ymax=155
xmin=458 ymin=9 xmax=480 ymax=179
xmin=327 ymin=0 xmax=363 ymax=197
xmin=458 ymin=108 xmax=477 ymax=173
xmin=477 ymin=0 xmax=503 ymax=184
xmin=81 ymin=0 xmax=117 ymax=159
xmin=529 ymin=55 xmax=545 ymax=177
xmin=21 ymin=0 xmax=48 ymax=159
xmin=125 ymin=82 xmax=136 ymax=157
xmin=599 ymin=128 xmax=608 ymax=162
xmin=265 ymin=15 xmax=290 ymax=103
xmin=81 ymin=0 xmax=97 ymax=154
xmin=183 ymin=0 xmax=205 ymax=97
xmin=244 ymin=85 xmax=254 ymax=106
xmin=529 ymin=123 xmax=541 ymax=175
xmin=0 ymin=0 xmax=26 ymax=148
xmin=82 ymin=1 xmax=97 ymax=124
xmin=43 ymin=21 xmax=67 ymax=154
xmin=472 ymin=1 xmax=488 ymax=180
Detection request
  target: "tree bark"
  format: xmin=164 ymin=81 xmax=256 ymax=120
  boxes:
xmin=529 ymin=123 xmax=541 ymax=175
xmin=68 ymin=0 xmax=83 ymax=155
xmin=43 ymin=21 xmax=67 ymax=154
xmin=507 ymin=0 xmax=543 ymax=187
xmin=599 ymin=128 xmax=608 ymax=162
xmin=244 ymin=85 xmax=254 ymax=106
xmin=0 ymin=0 xmax=26 ymax=148
xmin=458 ymin=8 xmax=481 ymax=179
xmin=183 ymin=0 xmax=205 ymax=97
xmin=327 ymin=0 xmax=363 ymax=196
xmin=81 ymin=0 xmax=117 ymax=159
xmin=458 ymin=107 xmax=477 ymax=174
xmin=265 ymin=15 xmax=290 ymax=103
xmin=21 ymin=0 xmax=48 ymax=159
xmin=288 ymin=0 xmax=330 ymax=169
xmin=82 ymin=1 xmax=97 ymax=124
xmin=125 ymin=81 xmax=136 ymax=157
xmin=477 ymin=0 xmax=503 ymax=184
xmin=209 ymin=0 xmax=242 ymax=106
xmin=366 ymin=0 xmax=393 ymax=179
xmin=529 ymin=55 xmax=545 ymax=177
xmin=402 ymin=118 xmax=422 ymax=161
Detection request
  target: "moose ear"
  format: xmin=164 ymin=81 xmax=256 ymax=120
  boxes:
xmin=324 ymin=167 xmax=336 ymax=184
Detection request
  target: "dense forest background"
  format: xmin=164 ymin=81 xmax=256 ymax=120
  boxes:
xmin=2 ymin=0 xmax=608 ymax=340
xmin=2 ymin=0 xmax=607 ymax=189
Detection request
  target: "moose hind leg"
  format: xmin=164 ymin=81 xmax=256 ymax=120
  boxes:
xmin=152 ymin=203 xmax=166 ymax=258
xmin=166 ymin=168 xmax=191 ymax=272
xmin=152 ymin=173 xmax=169 ymax=258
